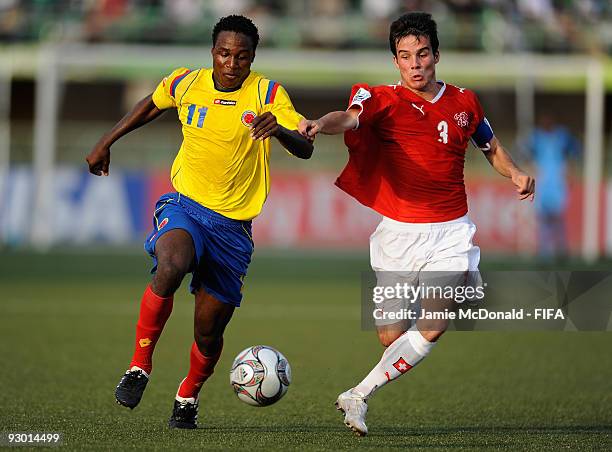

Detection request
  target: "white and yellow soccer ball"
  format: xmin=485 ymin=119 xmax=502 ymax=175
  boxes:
xmin=230 ymin=345 xmax=291 ymax=407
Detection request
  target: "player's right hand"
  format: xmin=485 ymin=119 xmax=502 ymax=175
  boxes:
xmin=86 ymin=144 xmax=111 ymax=176
xmin=511 ymin=170 xmax=535 ymax=201
xmin=298 ymin=119 xmax=320 ymax=141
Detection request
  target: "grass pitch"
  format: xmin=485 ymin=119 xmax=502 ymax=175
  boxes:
xmin=0 ymin=250 xmax=610 ymax=450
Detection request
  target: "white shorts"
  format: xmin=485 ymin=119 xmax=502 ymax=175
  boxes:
xmin=370 ymin=215 xmax=481 ymax=326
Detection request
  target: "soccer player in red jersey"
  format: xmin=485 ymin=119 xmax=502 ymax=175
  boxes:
xmin=299 ymin=12 xmax=535 ymax=436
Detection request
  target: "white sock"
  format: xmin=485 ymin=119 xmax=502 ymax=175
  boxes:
xmin=353 ymin=326 xmax=435 ymax=398
xmin=130 ymin=366 xmax=150 ymax=378
xmin=175 ymin=395 xmax=197 ymax=404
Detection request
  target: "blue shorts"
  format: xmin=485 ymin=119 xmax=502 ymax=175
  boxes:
xmin=144 ymin=192 xmax=254 ymax=307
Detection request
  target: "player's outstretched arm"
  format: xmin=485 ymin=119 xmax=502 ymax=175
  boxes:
xmin=250 ymin=112 xmax=314 ymax=159
xmin=298 ymin=109 xmax=360 ymax=140
xmin=484 ymin=137 xmax=536 ymax=201
xmin=86 ymin=94 xmax=165 ymax=176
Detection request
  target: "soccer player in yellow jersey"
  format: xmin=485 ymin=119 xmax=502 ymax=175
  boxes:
xmin=86 ymin=15 xmax=313 ymax=429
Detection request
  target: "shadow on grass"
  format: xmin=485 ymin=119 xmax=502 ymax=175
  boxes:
xmin=369 ymin=425 xmax=612 ymax=436
xmin=192 ymin=423 xmax=611 ymax=436
xmin=192 ymin=424 xmax=612 ymax=437
xmin=159 ymin=423 xmax=610 ymax=450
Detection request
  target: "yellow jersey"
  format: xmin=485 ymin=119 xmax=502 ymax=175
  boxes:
xmin=152 ymin=67 xmax=304 ymax=220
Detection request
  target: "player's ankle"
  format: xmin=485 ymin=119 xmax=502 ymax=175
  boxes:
xmin=129 ymin=364 xmax=151 ymax=377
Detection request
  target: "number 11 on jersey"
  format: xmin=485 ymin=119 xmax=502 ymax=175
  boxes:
xmin=186 ymin=104 xmax=208 ymax=128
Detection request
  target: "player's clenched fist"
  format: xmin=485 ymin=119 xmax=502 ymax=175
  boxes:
xmin=250 ymin=112 xmax=278 ymax=141
xmin=298 ymin=119 xmax=320 ymax=141
xmin=511 ymin=171 xmax=536 ymax=201
xmin=86 ymin=143 xmax=111 ymax=176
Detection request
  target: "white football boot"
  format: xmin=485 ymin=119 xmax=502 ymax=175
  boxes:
xmin=335 ymin=389 xmax=368 ymax=436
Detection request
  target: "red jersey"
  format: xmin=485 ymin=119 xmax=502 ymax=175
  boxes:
xmin=336 ymin=82 xmax=490 ymax=223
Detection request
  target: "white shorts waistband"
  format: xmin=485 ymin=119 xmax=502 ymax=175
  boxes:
xmin=381 ymin=214 xmax=472 ymax=232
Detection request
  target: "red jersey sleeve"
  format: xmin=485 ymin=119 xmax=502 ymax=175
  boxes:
xmin=346 ymin=84 xmax=389 ymax=128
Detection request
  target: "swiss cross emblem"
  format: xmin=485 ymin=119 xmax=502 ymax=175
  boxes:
xmin=393 ymin=357 xmax=412 ymax=373
xmin=454 ymin=111 xmax=469 ymax=128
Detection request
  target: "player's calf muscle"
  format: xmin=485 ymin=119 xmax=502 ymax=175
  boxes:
xmin=416 ymin=328 xmax=445 ymax=343
xmin=377 ymin=325 xmax=407 ymax=347
xmin=194 ymin=333 xmax=222 ymax=355
xmin=193 ymin=292 xmax=234 ymax=354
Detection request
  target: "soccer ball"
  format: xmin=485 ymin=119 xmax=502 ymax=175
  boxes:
xmin=230 ymin=345 xmax=291 ymax=407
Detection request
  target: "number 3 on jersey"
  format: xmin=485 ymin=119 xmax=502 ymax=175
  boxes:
xmin=437 ymin=121 xmax=448 ymax=144
xmin=186 ymin=104 xmax=208 ymax=128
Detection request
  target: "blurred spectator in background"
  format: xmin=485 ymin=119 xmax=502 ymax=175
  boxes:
xmin=83 ymin=0 xmax=130 ymax=42
xmin=0 ymin=0 xmax=23 ymax=42
xmin=164 ymin=0 xmax=204 ymax=26
xmin=527 ymin=113 xmax=580 ymax=260
xmin=0 ymin=0 xmax=610 ymax=52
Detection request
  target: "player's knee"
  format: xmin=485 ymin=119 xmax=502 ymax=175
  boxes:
xmin=153 ymin=230 xmax=194 ymax=291
xmin=153 ymin=253 xmax=192 ymax=295
xmin=159 ymin=253 xmax=191 ymax=276
xmin=152 ymin=266 xmax=184 ymax=295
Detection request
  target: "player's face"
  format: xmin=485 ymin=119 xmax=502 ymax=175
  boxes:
xmin=393 ymin=35 xmax=439 ymax=94
xmin=211 ymin=31 xmax=255 ymax=90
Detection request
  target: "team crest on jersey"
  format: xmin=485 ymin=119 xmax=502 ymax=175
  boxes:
xmin=215 ymin=99 xmax=237 ymax=106
xmin=454 ymin=111 xmax=470 ymax=128
xmin=241 ymin=110 xmax=256 ymax=126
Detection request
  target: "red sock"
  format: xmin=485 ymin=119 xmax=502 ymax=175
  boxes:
xmin=177 ymin=341 xmax=223 ymax=399
xmin=129 ymin=285 xmax=174 ymax=374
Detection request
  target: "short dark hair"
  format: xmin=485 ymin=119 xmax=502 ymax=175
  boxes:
xmin=389 ymin=12 xmax=439 ymax=56
xmin=212 ymin=15 xmax=260 ymax=51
